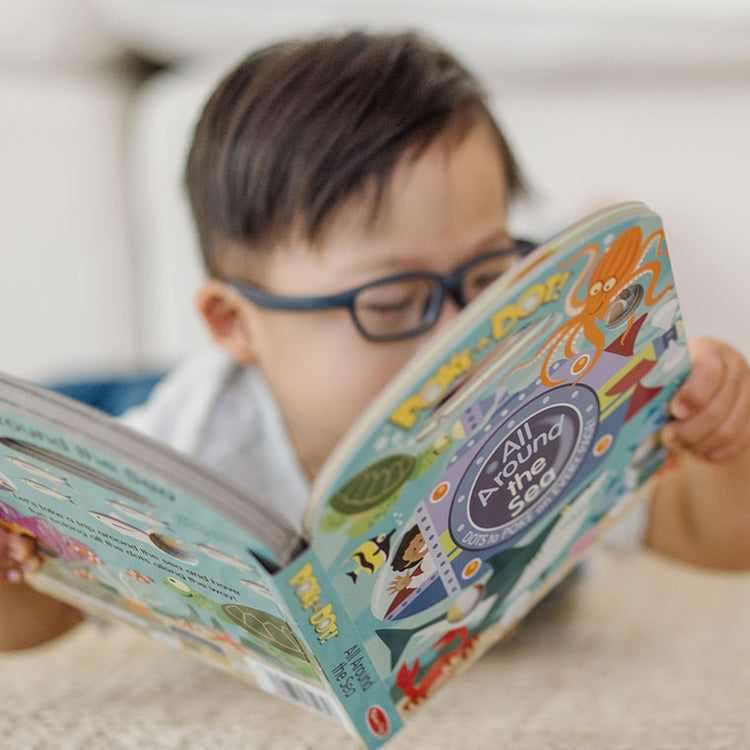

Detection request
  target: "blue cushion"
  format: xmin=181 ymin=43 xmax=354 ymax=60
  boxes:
xmin=51 ymin=373 xmax=164 ymax=417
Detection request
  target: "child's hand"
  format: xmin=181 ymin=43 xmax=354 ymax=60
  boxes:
xmin=661 ymin=337 xmax=750 ymax=462
xmin=0 ymin=528 xmax=42 ymax=584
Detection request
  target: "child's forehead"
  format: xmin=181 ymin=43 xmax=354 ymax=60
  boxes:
xmin=368 ymin=121 xmax=508 ymax=216
xmin=318 ymin=123 xmax=509 ymax=247
xmin=229 ymin=120 xmax=510 ymax=284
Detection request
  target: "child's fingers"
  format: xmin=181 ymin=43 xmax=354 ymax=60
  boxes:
xmin=0 ymin=556 xmax=20 ymax=582
xmin=664 ymin=360 xmax=735 ymax=453
xmin=706 ymin=411 xmax=750 ymax=462
xmin=7 ymin=535 xmax=38 ymax=564
xmin=663 ymin=340 xmax=750 ymax=459
xmin=2 ymin=568 xmax=23 ymax=583
xmin=668 ymin=338 xmax=725 ymax=420
xmin=0 ymin=553 xmax=26 ymax=583
xmin=0 ymin=534 xmax=41 ymax=582
xmin=689 ymin=373 xmax=750 ymax=458
xmin=20 ymin=554 xmax=42 ymax=576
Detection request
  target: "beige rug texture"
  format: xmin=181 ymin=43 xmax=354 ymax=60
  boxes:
xmin=2 ymin=550 xmax=749 ymax=750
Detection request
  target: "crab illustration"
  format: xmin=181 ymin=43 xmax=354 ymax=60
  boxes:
xmin=395 ymin=626 xmax=479 ymax=710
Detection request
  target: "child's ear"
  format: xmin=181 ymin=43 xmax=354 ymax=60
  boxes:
xmin=196 ymin=280 xmax=258 ymax=366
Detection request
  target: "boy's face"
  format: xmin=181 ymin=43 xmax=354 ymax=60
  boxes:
xmin=402 ymin=532 xmax=427 ymax=565
xmin=200 ymin=120 xmax=511 ymax=481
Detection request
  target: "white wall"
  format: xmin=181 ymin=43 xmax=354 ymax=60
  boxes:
xmin=2 ymin=3 xmax=749 ymax=382
xmin=0 ymin=67 xmax=139 ymax=382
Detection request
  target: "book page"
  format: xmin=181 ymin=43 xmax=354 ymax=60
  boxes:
xmin=0 ymin=374 xmax=300 ymax=562
xmin=0 ymin=386 xmax=322 ymax=687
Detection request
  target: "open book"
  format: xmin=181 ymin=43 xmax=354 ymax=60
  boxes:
xmin=0 ymin=202 xmax=690 ymax=747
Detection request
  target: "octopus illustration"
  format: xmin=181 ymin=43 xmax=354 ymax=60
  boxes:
xmin=522 ymin=225 xmax=672 ymax=387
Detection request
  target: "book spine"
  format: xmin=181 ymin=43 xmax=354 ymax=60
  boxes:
xmin=276 ymin=547 xmax=403 ymax=748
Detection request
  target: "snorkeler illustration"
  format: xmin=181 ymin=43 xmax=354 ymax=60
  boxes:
xmin=385 ymin=525 xmax=436 ymax=618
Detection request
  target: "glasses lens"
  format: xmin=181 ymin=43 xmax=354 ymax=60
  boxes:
xmin=354 ymin=277 xmax=441 ymax=340
xmin=461 ymin=249 xmax=524 ymax=302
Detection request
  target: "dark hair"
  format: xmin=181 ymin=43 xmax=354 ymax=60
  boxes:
xmin=185 ymin=30 xmax=525 ymax=276
xmin=391 ymin=524 xmax=424 ymax=572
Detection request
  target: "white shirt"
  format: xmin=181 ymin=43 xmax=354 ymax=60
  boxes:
xmin=121 ymin=348 xmax=309 ymax=532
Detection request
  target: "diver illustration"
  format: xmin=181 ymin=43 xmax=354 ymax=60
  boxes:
xmin=384 ymin=525 xmax=435 ymax=617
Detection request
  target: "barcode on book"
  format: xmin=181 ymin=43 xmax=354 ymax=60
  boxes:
xmin=247 ymin=660 xmax=348 ymax=726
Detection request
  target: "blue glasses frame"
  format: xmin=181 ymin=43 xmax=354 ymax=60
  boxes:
xmin=228 ymin=239 xmax=536 ymax=342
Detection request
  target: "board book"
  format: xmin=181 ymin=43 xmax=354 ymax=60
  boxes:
xmin=0 ymin=202 xmax=690 ymax=747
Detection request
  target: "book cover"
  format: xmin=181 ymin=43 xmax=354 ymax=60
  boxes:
xmin=292 ymin=201 xmax=690 ymax=745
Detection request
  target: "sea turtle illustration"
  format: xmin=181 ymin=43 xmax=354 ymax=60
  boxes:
xmin=320 ymin=435 xmax=452 ymax=538
xmin=162 ymin=577 xmax=317 ymax=677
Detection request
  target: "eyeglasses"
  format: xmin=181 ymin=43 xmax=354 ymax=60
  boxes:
xmin=228 ymin=239 xmax=536 ymax=342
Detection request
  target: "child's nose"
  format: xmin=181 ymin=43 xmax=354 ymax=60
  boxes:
xmin=431 ymin=296 xmax=463 ymax=336
xmin=413 ymin=296 xmax=462 ymax=355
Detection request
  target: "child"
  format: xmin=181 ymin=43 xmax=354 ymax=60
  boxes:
xmin=2 ymin=30 xmax=750 ymax=652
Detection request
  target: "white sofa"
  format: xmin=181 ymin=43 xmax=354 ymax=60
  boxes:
xmin=3 ymin=1 xmax=750 ymax=383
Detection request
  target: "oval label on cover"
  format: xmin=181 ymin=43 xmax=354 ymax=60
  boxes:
xmin=366 ymin=705 xmax=390 ymax=738
xmin=467 ymin=403 xmax=580 ymax=530
xmin=449 ymin=385 xmax=598 ymax=551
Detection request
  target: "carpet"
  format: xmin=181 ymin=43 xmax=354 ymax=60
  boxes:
xmin=2 ymin=550 xmax=749 ymax=749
